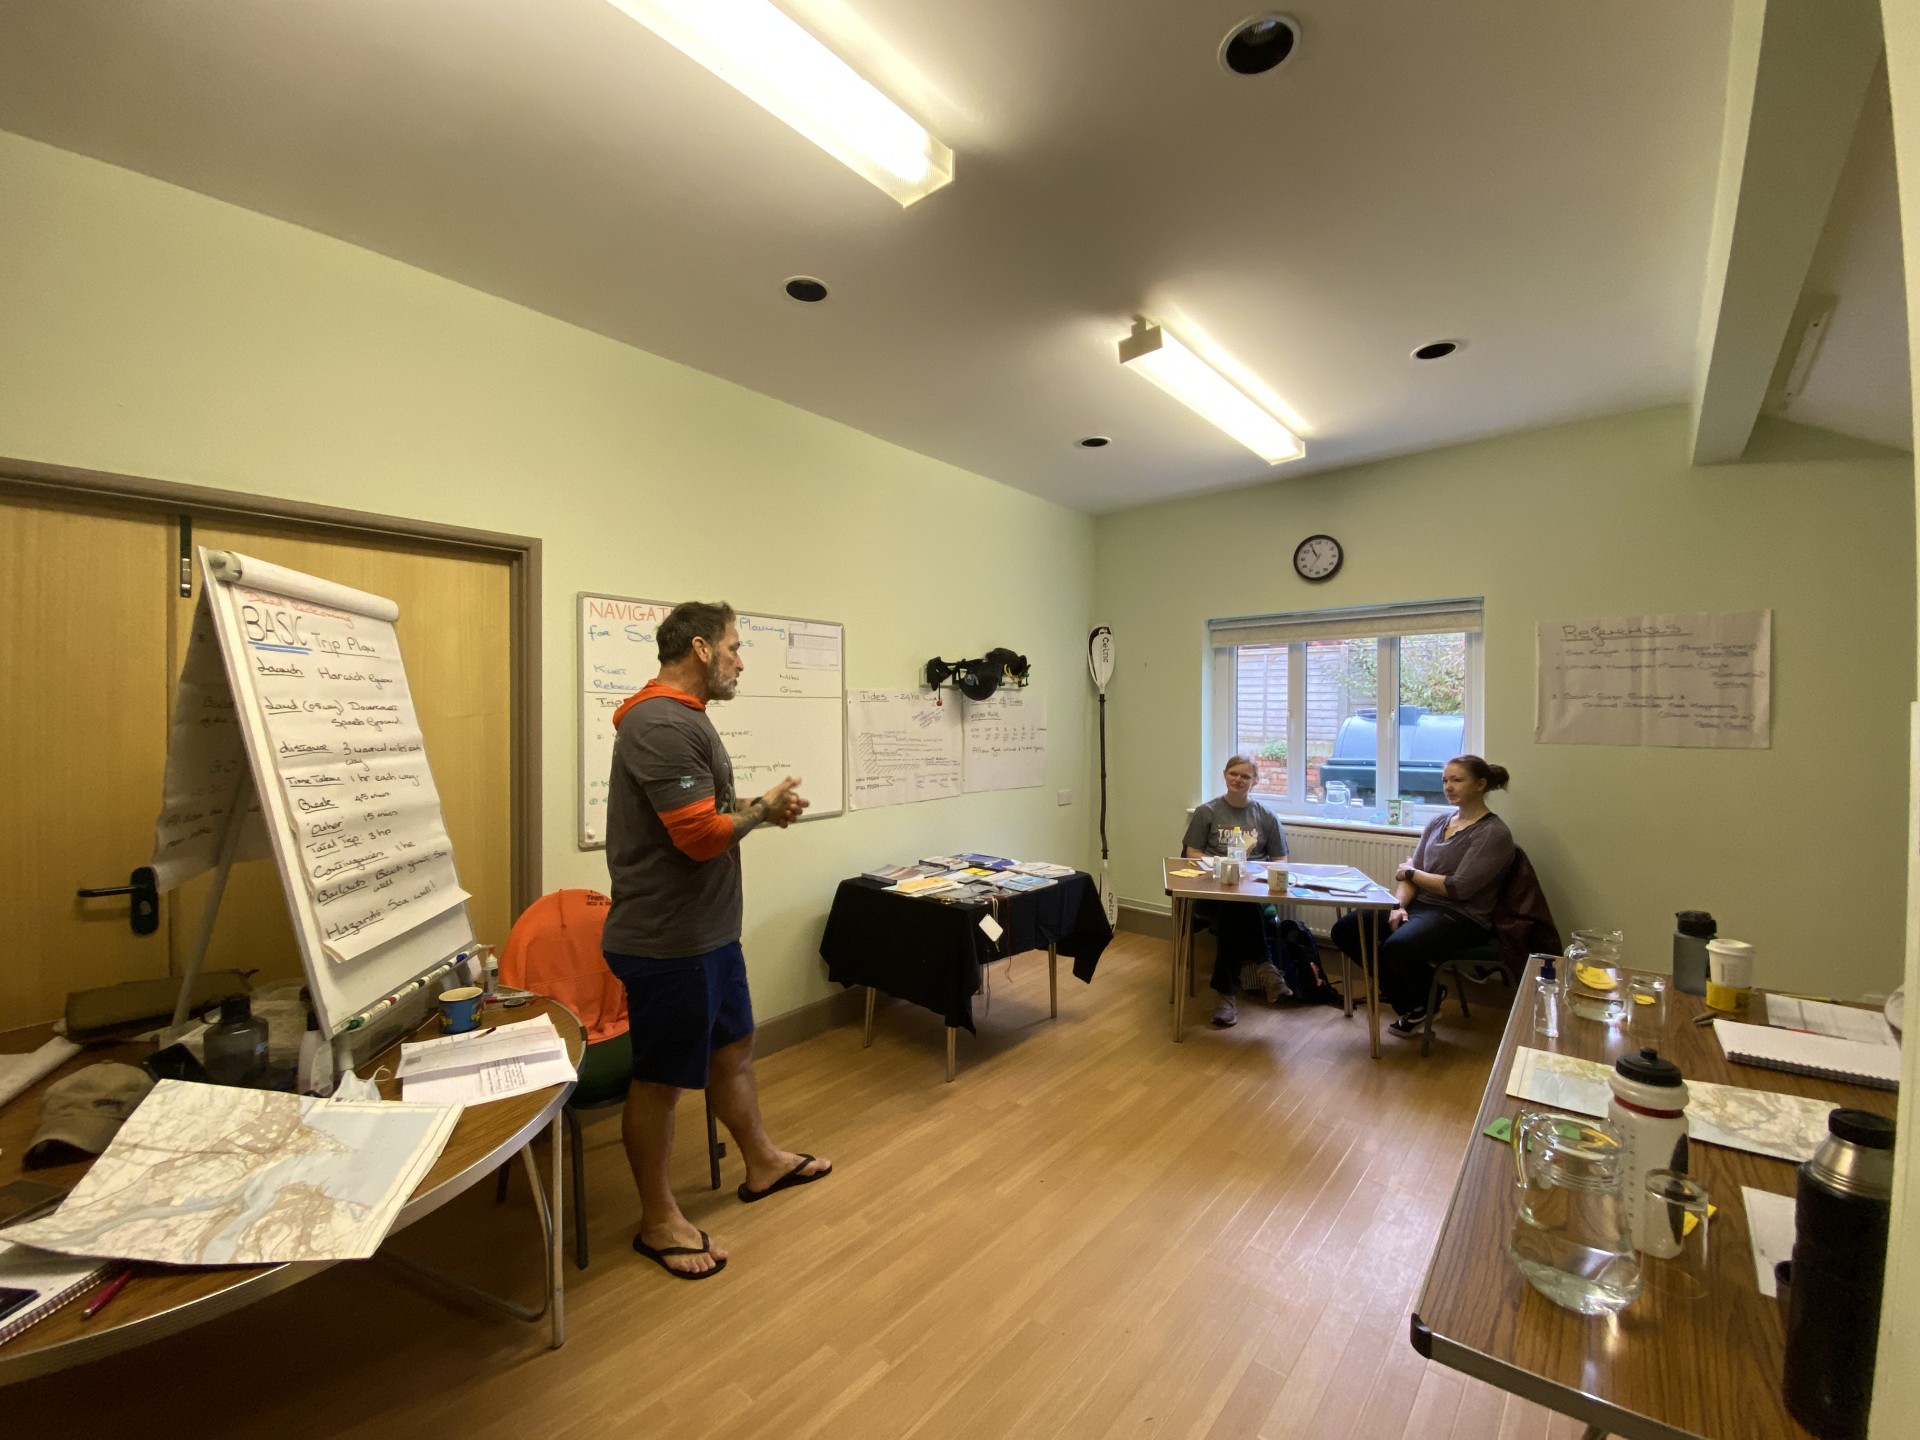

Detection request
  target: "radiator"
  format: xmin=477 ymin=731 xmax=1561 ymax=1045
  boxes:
xmin=1277 ymin=823 xmax=1410 ymax=938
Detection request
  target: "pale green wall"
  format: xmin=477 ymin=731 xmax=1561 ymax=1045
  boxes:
xmin=1096 ymin=405 xmax=1914 ymax=1000
xmin=0 ymin=131 xmax=1096 ymax=1021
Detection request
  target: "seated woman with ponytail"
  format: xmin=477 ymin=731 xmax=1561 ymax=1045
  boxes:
xmin=1330 ymin=754 xmax=1515 ymax=1039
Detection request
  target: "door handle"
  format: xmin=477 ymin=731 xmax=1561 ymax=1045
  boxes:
xmin=76 ymin=866 xmax=161 ymax=936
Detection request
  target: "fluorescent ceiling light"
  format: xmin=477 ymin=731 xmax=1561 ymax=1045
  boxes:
xmin=1117 ymin=319 xmax=1305 ymax=465
xmin=605 ymin=0 xmax=954 ymax=206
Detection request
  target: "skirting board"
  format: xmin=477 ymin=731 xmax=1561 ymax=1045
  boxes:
xmin=755 ymin=983 xmax=869 ymax=1058
xmin=1118 ymin=902 xmax=1173 ymax=940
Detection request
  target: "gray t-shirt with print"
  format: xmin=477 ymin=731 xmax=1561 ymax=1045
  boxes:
xmin=1182 ymin=796 xmax=1288 ymax=859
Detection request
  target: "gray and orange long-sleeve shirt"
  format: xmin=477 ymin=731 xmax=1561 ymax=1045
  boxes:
xmin=602 ymin=681 xmax=744 ymax=958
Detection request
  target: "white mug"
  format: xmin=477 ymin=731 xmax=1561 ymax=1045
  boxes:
xmin=1217 ymin=858 xmax=1243 ymax=886
xmin=1267 ymin=863 xmax=1289 ymax=893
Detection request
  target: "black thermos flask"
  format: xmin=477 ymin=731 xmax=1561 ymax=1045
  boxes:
xmin=1781 ymin=1108 xmax=1896 ymax=1440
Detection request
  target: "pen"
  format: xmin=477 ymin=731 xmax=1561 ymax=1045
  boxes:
xmin=83 ymin=1266 xmax=134 ymax=1320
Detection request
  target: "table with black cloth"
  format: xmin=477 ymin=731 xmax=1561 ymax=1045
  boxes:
xmin=819 ymin=870 xmax=1113 ymax=1081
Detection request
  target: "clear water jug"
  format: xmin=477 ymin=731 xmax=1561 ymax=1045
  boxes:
xmin=1507 ymin=1110 xmax=1643 ymax=1315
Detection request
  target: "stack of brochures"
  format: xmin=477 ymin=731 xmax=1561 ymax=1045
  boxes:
xmin=862 ymin=862 xmax=945 ymax=883
xmin=876 ymin=855 xmax=1079 ymax=902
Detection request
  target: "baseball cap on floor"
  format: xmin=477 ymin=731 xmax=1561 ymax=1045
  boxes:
xmin=23 ymin=1062 xmax=155 ymax=1170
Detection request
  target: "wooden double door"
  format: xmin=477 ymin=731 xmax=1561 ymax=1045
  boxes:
xmin=0 ymin=490 xmax=516 ymax=1030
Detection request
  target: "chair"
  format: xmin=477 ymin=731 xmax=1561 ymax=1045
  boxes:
xmin=493 ymin=889 xmax=724 ymax=1269
xmin=1418 ymin=846 xmax=1562 ymax=1057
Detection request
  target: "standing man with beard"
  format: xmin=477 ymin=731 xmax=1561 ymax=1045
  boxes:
xmin=603 ymin=600 xmax=831 ymax=1279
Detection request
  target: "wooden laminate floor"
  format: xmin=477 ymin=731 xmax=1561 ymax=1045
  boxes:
xmin=7 ymin=932 xmax=1588 ymax=1439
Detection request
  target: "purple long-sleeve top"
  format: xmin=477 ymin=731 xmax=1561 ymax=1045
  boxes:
xmin=1410 ymin=811 xmax=1514 ymax=928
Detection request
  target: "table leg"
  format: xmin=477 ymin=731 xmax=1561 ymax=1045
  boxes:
xmin=547 ymin=1109 xmax=566 ymax=1347
xmin=946 ymin=1026 xmax=957 ymax=1083
xmin=1360 ymin=909 xmax=1382 ymax=1060
xmin=1048 ymin=943 xmax=1058 ymax=1019
xmin=1173 ymin=897 xmax=1189 ymax=1042
xmin=1169 ymin=902 xmax=1180 ymax=1004
xmin=863 ymin=986 xmax=877 ymax=1048
xmin=380 ymin=1117 xmax=565 ymax=1344
xmin=1341 ymin=909 xmax=1354 ymax=1019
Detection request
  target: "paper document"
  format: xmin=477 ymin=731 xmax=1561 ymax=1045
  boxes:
xmin=1284 ymin=863 xmax=1377 ymax=892
xmin=0 ymin=1037 xmax=82 ymax=1111
xmin=1742 ymin=1187 xmax=1796 ymax=1298
xmin=398 ymin=1013 xmax=576 ymax=1106
xmin=1766 ymin=997 xmax=1897 ymax=1048
xmin=1505 ymin=1047 xmax=1837 ymax=1162
xmin=2 ymin=1080 xmax=458 ymax=1264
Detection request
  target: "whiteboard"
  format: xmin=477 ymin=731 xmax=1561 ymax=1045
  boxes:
xmin=962 ymin=691 xmax=1049 ymax=792
xmin=159 ymin=550 xmax=476 ymax=1037
xmin=578 ymin=594 xmax=846 ymax=846
xmin=1535 ymin=610 xmax=1772 ymax=748
xmin=846 ymin=689 xmax=964 ymax=810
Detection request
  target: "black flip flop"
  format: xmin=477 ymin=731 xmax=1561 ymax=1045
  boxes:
xmin=737 ymin=1154 xmax=831 ymax=1204
xmin=633 ymin=1228 xmax=727 ymax=1280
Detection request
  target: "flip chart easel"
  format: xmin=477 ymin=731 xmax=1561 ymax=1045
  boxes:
xmin=150 ymin=549 xmax=476 ymax=1043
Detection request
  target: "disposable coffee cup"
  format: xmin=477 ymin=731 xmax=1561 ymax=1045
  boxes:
xmin=438 ymin=985 xmax=485 ymax=1034
xmin=1705 ymin=938 xmax=1753 ymax=1014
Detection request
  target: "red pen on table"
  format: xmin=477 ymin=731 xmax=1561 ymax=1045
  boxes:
xmin=82 ymin=1265 xmax=134 ymax=1320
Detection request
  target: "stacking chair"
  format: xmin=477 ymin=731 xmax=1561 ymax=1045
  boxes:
xmin=1418 ymin=846 xmax=1561 ymax=1056
xmin=494 ymin=889 xmax=723 ymax=1268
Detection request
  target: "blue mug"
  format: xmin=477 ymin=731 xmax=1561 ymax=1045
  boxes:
xmin=437 ymin=985 xmax=484 ymax=1034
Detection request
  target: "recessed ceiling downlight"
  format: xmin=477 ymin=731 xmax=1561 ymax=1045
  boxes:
xmin=1078 ymin=436 xmax=1111 ymax=449
xmin=1412 ymin=340 xmax=1460 ymax=360
xmin=785 ymin=277 xmax=829 ymax=303
xmin=1220 ymin=15 xmax=1299 ymax=76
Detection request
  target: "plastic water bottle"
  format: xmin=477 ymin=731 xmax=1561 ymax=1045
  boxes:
xmin=1673 ymin=910 xmax=1715 ymax=996
xmin=1532 ymin=955 xmax=1562 ymax=1040
xmin=1606 ymin=1047 xmax=1690 ymax=1255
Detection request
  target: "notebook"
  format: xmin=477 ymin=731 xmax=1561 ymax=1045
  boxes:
xmin=0 ymin=1240 xmax=114 ymax=1346
xmin=1713 ymin=1020 xmax=1901 ymax=1092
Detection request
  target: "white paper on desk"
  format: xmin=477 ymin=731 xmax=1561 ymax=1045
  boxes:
xmin=1506 ymin=1047 xmax=1836 ymax=1162
xmin=1742 ymin=1187 xmax=1796 ymax=1298
xmin=1766 ymin=997 xmax=1898 ymax=1048
xmin=398 ymin=1013 xmax=576 ymax=1106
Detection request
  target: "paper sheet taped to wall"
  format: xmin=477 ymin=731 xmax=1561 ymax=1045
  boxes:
xmin=846 ymin=689 xmax=963 ymax=810
xmin=1535 ymin=610 xmax=1771 ymax=749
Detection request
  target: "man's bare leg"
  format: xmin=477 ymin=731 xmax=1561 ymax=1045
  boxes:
xmin=622 ymin=1080 xmax=726 ymax=1275
xmin=707 ymin=1034 xmax=832 ymax=1193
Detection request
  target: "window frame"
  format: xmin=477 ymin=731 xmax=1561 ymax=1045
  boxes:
xmin=1210 ymin=602 xmax=1483 ymax=830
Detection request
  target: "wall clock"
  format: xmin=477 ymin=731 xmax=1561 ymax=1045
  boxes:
xmin=1293 ymin=534 xmax=1342 ymax=582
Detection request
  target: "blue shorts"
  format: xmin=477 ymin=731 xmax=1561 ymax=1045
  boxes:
xmin=605 ymin=941 xmax=756 ymax=1090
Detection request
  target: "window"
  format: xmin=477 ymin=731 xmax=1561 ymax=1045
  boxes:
xmin=1209 ymin=600 xmax=1483 ymax=827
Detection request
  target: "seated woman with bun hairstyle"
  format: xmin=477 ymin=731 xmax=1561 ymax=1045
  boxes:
xmin=1330 ymin=754 xmax=1514 ymax=1038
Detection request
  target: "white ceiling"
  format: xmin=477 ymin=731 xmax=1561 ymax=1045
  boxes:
xmin=1773 ymin=66 xmax=1912 ymax=451
xmin=1 ymin=0 xmax=1896 ymax=512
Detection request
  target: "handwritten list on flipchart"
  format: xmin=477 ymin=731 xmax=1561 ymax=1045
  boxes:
xmin=845 ymin=690 xmax=964 ymax=810
xmin=962 ymin=691 xmax=1048 ymax=791
xmin=234 ymin=585 xmax=467 ymax=960
xmin=1535 ymin=610 xmax=1772 ymax=749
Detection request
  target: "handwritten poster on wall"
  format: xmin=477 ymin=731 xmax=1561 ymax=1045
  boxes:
xmin=1535 ymin=610 xmax=1771 ymax=749
xmin=962 ymin=691 xmax=1048 ymax=791
xmin=845 ymin=690 xmax=964 ymax=810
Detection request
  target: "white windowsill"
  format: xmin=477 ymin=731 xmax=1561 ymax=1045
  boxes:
xmin=1185 ymin=803 xmax=1426 ymax=839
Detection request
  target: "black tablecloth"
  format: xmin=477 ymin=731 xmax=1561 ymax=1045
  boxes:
xmin=818 ymin=871 xmax=1113 ymax=1032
